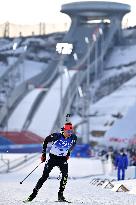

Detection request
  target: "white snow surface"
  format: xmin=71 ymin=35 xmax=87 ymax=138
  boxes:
xmin=105 ymin=102 xmax=136 ymax=146
xmin=1 ymin=155 xmax=136 ymax=205
xmin=90 ymin=74 xmax=136 ymax=123
xmin=73 ymin=68 xmax=136 ymax=145
xmin=8 ymin=89 xmax=43 ymax=130
xmin=105 ymin=45 xmax=136 ymax=68
xmin=17 ymin=60 xmax=47 ymax=82
xmin=28 ymin=70 xmax=76 ymax=137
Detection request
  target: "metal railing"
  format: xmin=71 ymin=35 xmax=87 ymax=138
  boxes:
xmin=0 ymin=153 xmax=39 ymax=173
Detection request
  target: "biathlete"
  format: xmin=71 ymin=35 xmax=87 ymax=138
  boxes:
xmin=24 ymin=122 xmax=77 ymax=202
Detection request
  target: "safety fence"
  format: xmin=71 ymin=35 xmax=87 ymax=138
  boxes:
xmin=0 ymin=152 xmax=39 ymax=173
xmin=0 ymin=22 xmax=70 ymax=37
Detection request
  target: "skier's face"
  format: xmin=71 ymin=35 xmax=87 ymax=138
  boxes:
xmin=64 ymin=129 xmax=73 ymax=137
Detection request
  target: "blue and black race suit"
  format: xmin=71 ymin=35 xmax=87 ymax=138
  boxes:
xmin=34 ymin=132 xmax=77 ymax=193
xmin=43 ymin=132 xmax=77 ymax=157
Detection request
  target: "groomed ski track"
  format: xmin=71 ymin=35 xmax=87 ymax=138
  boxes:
xmin=1 ymin=157 xmax=136 ymax=205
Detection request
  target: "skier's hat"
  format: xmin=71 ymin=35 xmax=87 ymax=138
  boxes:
xmin=63 ymin=122 xmax=73 ymax=130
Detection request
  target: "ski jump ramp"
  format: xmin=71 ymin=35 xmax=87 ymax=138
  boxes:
xmin=6 ymin=1 xmax=130 ymax=138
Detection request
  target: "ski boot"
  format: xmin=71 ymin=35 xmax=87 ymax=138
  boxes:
xmin=23 ymin=188 xmax=38 ymax=203
xmin=58 ymin=191 xmax=67 ymax=202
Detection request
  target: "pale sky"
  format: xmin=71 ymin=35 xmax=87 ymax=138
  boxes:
xmin=0 ymin=0 xmax=135 ymax=26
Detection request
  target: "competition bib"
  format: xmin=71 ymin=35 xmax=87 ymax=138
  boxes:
xmin=50 ymin=136 xmax=73 ymax=156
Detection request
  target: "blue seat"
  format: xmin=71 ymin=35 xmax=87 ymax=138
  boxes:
xmin=0 ymin=135 xmax=14 ymax=145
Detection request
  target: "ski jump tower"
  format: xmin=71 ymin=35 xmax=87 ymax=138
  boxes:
xmin=53 ymin=1 xmax=130 ymax=143
xmin=60 ymin=1 xmax=130 ymax=70
xmin=61 ymin=1 xmax=130 ymax=42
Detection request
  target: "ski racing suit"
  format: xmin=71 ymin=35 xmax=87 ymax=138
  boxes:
xmin=115 ymin=153 xmax=128 ymax=180
xmin=34 ymin=132 xmax=77 ymax=193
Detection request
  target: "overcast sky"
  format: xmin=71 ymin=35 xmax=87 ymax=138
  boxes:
xmin=0 ymin=0 xmax=135 ymax=26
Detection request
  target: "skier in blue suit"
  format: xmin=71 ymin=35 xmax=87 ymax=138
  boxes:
xmin=115 ymin=149 xmax=128 ymax=181
xmin=25 ymin=122 xmax=77 ymax=203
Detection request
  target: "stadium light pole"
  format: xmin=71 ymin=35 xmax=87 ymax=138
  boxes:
xmin=73 ymin=52 xmax=80 ymax=114
xmin=99 ymin=27 xmax=104 ymax=77
xmin=57 ymin=52 xmax=64 ymax=129
xmin=84 ymin=36 xmax=91 ymax=144
xmin=56 ymin=43 xmax=73 ymax=129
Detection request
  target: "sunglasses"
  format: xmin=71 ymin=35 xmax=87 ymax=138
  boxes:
xmin=65 ymin=130 xmax=73 ymax=134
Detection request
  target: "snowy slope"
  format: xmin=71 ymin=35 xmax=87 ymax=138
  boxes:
xmin=105 ymin=102 xmax=136 ymax=147
xmin=16 ymin=60 xmax=48 ymax=84
xmin=105 ymin=44 xmax=136 ymax=69
xmin=5 ymin=42 xmax=136 ymax=139
xmin=28 ymin=70 xmax=76 ymax=137
xmin=73 ymin=42 xmax=136 ymax=134
xmin=72 ymin=68 xmax=136 ymax=144
xmin=89 ymin=74 xmax=136 ymax=130
xmin=8 ymin=89 xmax=43 ymax=130
xmin=1 ymin=156 xmax=136 ymax=205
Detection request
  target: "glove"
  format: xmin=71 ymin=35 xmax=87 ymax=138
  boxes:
xmin=66 ymin=156 xmax=70 ymax=160
xmin=41 ymin=153 xmax=46 ymax=162
xmin=66 ymin=151 xmax=70 ymax=160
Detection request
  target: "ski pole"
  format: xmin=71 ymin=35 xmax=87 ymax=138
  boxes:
xmin=20 ymin=162 xmax=42 ymax=184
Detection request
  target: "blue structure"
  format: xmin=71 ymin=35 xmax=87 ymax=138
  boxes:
xmin=0 ymin=135 xmax=14 ymax=145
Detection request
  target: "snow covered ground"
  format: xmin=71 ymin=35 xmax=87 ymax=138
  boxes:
xmin=8 ymin=89 xmax=43 ymax=130
xmin=28 ymin=70 xmax=76 ymax=136
xmin=1 ymin=155 xmax=136 ymax=205
xmin=105 ymin=44 xmax=136 ymax=69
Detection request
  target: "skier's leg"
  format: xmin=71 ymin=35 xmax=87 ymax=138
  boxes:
xmin=117 ymin=168 xmax=121 ymax=180
xmin=35 ymin=160 xmax=54 ymax=190
xmin=122 ymin=168 xmax=125 ymax=180
xmin=26 ymin=158 xmax=54 ymax=201
xmin=58 ymin=160 xmax=68 ymax=201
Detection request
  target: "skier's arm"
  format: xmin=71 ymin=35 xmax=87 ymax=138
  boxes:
xmin=67 ymin=135 xmax=77 ymax=158
xmin=41 ymin=133 xmax=58 ymax=162
xmin=125 ymin=155 xmax=128 ymax=169
xmin=42 ymin=133 xmax=58 ymax=154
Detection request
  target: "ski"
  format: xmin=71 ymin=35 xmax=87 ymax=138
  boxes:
xmin=55 ymin=200 xmax=72 ymax=203
xmin=23 ymin=199 xmax=72 ymax=203
xmin=22 ymin=199 xmax=31 ymax=203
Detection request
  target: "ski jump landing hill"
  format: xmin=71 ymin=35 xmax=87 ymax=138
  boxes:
xmin=52 ymin=1 xmax=130 ymax=135
xmin=1 ymin=1 xmax=130 ymax=142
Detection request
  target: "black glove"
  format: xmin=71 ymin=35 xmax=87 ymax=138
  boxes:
xmin=41 ymin=153 xmax=46 ymax=162
xmin=66 ymin=151 xmax=70 ymax=160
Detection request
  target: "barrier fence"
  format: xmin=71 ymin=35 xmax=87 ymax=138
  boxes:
xmin=0 ymin=22 xmax=70 ymax=37
xmin=0 ymin=144 xmax=91 ymax=158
